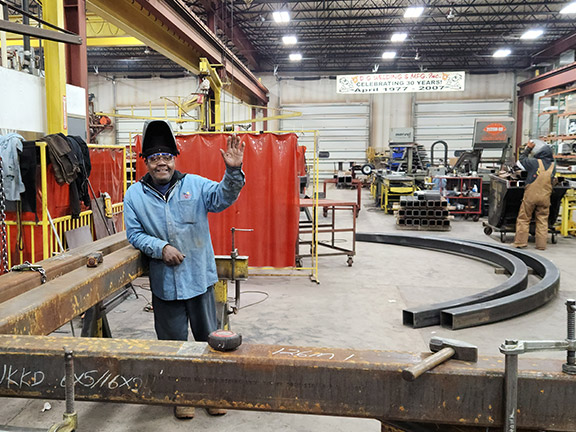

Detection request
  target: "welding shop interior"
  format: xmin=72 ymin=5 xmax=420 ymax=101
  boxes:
xmin=2 ymin=1 xmax=576 ymax=431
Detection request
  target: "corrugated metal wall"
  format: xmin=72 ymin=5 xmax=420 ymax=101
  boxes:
xmin=414 ymin=99 xmax=513 ymax=161
xmin=280 ymin=103 xmax=370 ymax=178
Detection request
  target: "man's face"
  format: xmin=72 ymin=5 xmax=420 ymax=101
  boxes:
xmin=145 ymin=153 xmax=175 ymax=185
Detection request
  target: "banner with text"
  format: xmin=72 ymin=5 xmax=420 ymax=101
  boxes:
xmin=336 ymin=71 xmax=465 ymax=94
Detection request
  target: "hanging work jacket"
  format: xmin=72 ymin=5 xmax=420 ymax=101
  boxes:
xmin=0 ymin=133 xmax=25 ymax=201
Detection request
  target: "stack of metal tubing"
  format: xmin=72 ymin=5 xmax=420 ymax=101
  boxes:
xmin=396 ymin=193 xmax=451 ymax=231
xmin=357 ymin=233 xmax=560 ymax=329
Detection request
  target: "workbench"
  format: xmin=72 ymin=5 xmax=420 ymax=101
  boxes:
xmin=297 ymin=199 xmax=357 ymax=267
xmin=323 ymin=178 xmax=362 ymax=216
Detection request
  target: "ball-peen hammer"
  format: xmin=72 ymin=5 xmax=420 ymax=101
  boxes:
xmin=402 ymin=336 xmax=478 ymax=381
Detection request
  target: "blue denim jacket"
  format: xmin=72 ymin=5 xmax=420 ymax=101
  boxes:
xmin=124 ymin=168 xmax=245 ymax=300
xmin=0 ymin=133 xmax=25 ymax=201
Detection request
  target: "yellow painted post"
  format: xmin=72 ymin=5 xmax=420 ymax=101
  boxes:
xmin=44 ymin=0 xmax=68 ymax=134
xmin=213 ymin=85 xmax=221 ymax=131
xmin=39 ymin=143 xmax=50 ymax=260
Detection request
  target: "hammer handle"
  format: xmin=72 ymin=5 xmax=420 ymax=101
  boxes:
xmin=402 ymin=347 xmax=455 ymax=381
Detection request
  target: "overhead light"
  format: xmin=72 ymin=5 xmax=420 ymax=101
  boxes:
xmin=282 ymin=35 xmax=298 ymax=45
xmin=414 ymin=51 xmax=421 ymax=60
xmin=404 ymin=6 xmax=424 ymax=18
xmin=382 ymin=51 xmax=396 ymax=59
xmin=560 ymin=1 xmax=576 ymax=14
xmin=493 ymin=48 xmax=512 ymax=58
xmin=446 ymin=7 xmax=455 ymax=19
xmin=289 ymin=53 xmax=302 ymax=61
xmin=273 ymin=11 xmax=290 ymax=23
xmin=391 ymin=32 xmax=408 ymax=42
xmin=521 ymin=29 xmax=544 ymax=40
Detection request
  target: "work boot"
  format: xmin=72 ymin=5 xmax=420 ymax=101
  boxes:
xmin=513 ymin=243 xmax=527 ymax=249
xmin=174 ymin=406 xmax=195 ymax=419
xmin=206 ymin=408 xmax=227 ymax=416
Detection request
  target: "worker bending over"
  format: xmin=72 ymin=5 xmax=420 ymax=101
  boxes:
xmin=124 ymin=120 xmax=245 ymax=419
xmin=513 ymin=139 xmax=555 ymax=250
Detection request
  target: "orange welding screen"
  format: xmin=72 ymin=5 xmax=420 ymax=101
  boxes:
xmin=133 ymin=133 xmax=300 ymax=267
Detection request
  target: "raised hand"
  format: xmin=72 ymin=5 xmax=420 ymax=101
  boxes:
xmin=220 ymin=135 xmax=245 ymax=168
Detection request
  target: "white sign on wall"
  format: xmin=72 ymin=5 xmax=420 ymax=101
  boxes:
xmin=336 ymin=71 xmax=465 ymax=94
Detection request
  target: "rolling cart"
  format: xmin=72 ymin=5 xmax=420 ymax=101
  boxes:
xmin=482 ymin=175 xmax=569 ymax=243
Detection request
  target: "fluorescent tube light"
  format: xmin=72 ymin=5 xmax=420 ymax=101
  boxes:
xmin=391 ymin=32 xmax=408 ymax=42
xmin=493 ymin=48 xmax=511 ymax=58
xmin=382 ymin=51 xmax=397 ymax=59
xmin=282 ymin=35 xmax=298 ymax=45
xmin=521 ymin=29 xmax=544 ymax=40
xmin=289 ymin=53 xmax=302 ymax=61
xmin=273 ymin=11 xmax=290 ymax=23
xmin=404 ymin=6 xmax=424 ymax=18
xmin=560 ymin=2 xmax=576 ymax=14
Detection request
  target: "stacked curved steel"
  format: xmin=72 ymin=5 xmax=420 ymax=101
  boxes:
xmin=357 ymin=233 xmax=560 ymax=330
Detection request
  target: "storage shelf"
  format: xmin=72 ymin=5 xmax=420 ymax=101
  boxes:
xmin=542 ymin=135 xmax=576 ymax=141
xmin=540 ymin=88 xmax=576 ymax=99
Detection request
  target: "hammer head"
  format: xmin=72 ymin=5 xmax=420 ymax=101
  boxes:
xmin=430 ymin=336 xmax=478 ymax=362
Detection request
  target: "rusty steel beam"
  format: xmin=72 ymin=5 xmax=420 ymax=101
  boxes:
xmin=0 ymin=232 xmax=129 ymax=304
xmin=0 ymin=246 xmax=144 ymax=335
xmin=518 ymin=62 xmax=576 ymax=97
xmin=86 ymin=0 xmax=268 ymax=105
xmin=0 ymin=335 xmax=575 ymax=430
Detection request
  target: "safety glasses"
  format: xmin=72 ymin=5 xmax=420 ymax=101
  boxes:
xmin=147 ymin=153 xmax=174 ymax=164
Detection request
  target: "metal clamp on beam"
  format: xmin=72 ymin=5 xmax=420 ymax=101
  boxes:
xmin=499 ymin=299 xmax=576 ymax=432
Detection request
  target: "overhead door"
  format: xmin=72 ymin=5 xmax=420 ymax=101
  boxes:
xmin=414 ymin=99 xmax=513 ymax=162
xmin=280 ymin=103 xmax=370 ymax=178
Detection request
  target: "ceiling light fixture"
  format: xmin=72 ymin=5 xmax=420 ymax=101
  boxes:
xmin=493 ymin=48 xmax=512 ymax=58
xmin=560 ymin=1 xmax=576 ymax=14
xmin=273 ymin=11 xmax=290 ymax=23
xmin=414 ymin=51 xmax=421 ymax=60
xmin=382 ymin=51 xmax=396 ymax=59
xmin=404 ymin=6 xmax=424 ymax=18
xmin=521 ymin=29 xmax=544 ymax=40
xmin=289 ymin=53 xmax=302 ymax=61
xmin=446 ymin=7 xmax=455 ymax=19
xmin=282 ymin=35 xmax=298 ymax=45
xmin=391 ymin=32 xmax=408 ymax=42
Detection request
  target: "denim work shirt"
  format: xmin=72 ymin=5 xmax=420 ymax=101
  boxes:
xmin=0 ymin=133 xmax=25 ymax=201
xmin=124 ymin=168 xmax=245 ymax=300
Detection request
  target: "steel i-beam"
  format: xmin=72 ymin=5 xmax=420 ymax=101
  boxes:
xmin=0 ymin=335 xmax=575 ymax=431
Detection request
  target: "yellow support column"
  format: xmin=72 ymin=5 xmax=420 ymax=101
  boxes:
xmin=44 ymin=0 xmax=68 ymax=134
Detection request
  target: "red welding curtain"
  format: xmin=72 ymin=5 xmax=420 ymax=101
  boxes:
xmin=133 ymin=133 xmax=300 ymax=267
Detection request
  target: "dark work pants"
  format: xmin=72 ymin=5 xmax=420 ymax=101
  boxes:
xmin=152 ymin=286 xmax=218 ymax=341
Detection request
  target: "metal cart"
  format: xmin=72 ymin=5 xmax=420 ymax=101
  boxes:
xmin=482 ymin=175 xmax=569 ymax=243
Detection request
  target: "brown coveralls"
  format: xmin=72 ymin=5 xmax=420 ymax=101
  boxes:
xmin=513 ymin=159 xmax=554 ymax=249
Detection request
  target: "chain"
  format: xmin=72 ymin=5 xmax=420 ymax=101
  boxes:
xmin=10 ymin=261 xmax=47 ymax=284
xmin=0 ymin=157 xmax=9 ymax=273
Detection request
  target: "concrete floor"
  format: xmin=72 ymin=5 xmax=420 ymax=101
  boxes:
xmin=2 ymin=185 xmax=575 ymax=431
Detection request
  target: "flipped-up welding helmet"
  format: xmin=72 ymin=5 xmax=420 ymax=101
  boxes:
xmin=140 ymin=120 xmax=180 ymax=159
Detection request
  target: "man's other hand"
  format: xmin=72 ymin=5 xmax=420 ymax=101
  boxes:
xmin=220 ymin=135 xmax=245 ymax=168
xmin=162 ymin=244 xmax=185 ymax=266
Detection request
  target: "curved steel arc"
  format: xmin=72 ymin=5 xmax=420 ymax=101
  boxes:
xmin=440 ymin=241 xmax=560 ymax=329
xmin=356 ymin=233 xmax=529 ymax=328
